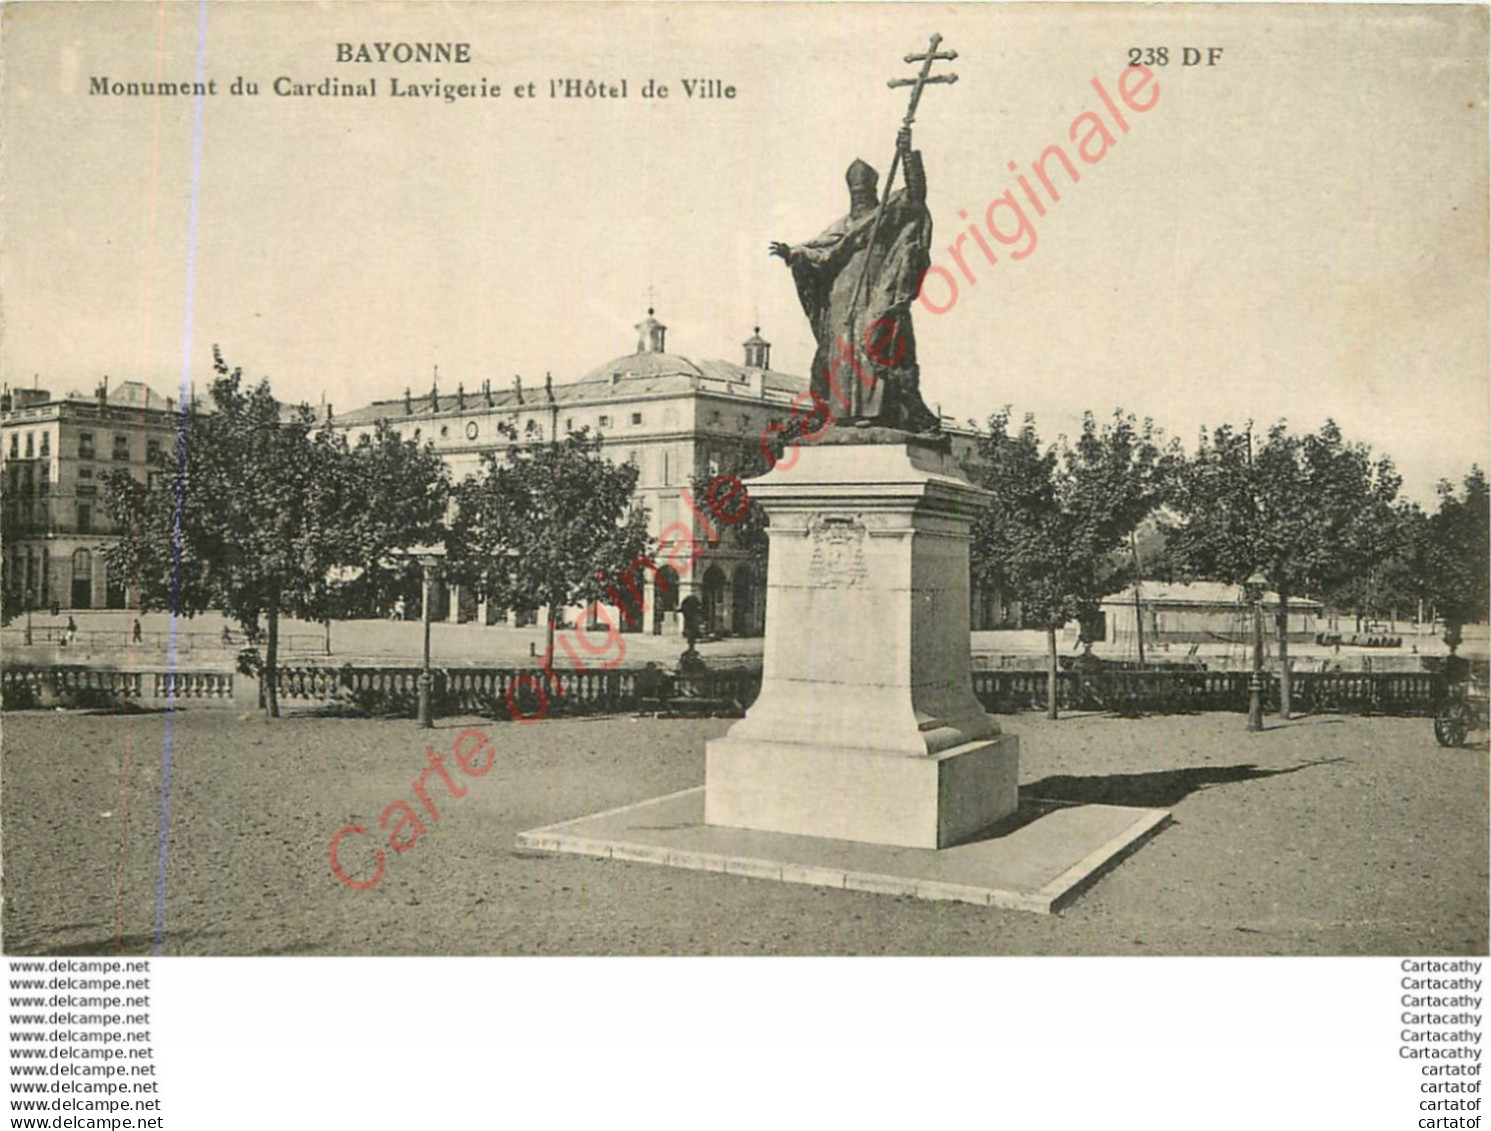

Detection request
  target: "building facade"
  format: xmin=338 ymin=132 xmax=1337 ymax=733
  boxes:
xmin=334 ymin=313 xmax=816 ymax=636
xmin=1 ymin=380 xmax=182 ymax=615
xmin=1093 ymin=580 xmax=1326 ymax=649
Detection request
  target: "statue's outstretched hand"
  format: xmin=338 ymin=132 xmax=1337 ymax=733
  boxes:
xmin=768 ymin=241 xmax=794 ymax=263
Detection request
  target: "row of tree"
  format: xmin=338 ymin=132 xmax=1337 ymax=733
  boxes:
xmin=967 ymin=410 xmax=1488 ymax=718
xmin=105 ymin=351 xmax=649 ymax=716
xmin=103 ymin=351 xmax=1488 ymax=720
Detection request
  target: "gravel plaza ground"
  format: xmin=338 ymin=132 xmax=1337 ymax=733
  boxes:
xmin=1 ymin=708 xmax=1485 ymax=957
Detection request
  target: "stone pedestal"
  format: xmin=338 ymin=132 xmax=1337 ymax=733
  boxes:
xmin=705 ymin=435 xmax=1018 ymax=850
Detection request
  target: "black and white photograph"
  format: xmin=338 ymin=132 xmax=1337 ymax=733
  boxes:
xmin=1 ymin=1 xmax=1487 ymax=1125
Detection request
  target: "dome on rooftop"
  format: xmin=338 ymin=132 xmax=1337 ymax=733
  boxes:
xmin=578 ymin=308 xmax=704 ymax=383
xmin=577 ymin=350 xmax=704 ymax=384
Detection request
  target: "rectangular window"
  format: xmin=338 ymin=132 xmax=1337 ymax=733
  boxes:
xmin=146 ymin=439 xmax=162 ymax=462
xmin=76 ymin=504 xmax=91 ymax=533
xmin=78 ymin=432 xmax=94 ymax=459
xmin=39 ymin=432 xmax=49 ymax=457
xmin=78 ymin=466 xmax=93 ymax=480
xmin=564 ymin=417 xmax=573 ymax=433
xmin=598 ymin=414 xmax=612 ymax=428
xmin=113 ymin=433 xmax=130 ymax=460
xmin=7 ymin=434 xmax=16 ymax=459
xmin=631 ymin=412 xmax=643 ymax=426
xmin=24 ymin=432 xmax=33 ymax=458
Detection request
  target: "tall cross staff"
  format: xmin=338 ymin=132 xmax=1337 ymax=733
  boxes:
xmin=845 ymin=34 xmax=958 ymax=337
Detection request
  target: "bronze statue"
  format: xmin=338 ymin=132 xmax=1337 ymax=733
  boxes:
xmin=770 ymin=128 xmax=939 ymax=433
xmin=769 ymin=36 xmax=957 ymax=436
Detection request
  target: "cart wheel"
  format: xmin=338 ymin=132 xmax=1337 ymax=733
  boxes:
xmin=1435 ymin=703 xmax=1471 ymax=747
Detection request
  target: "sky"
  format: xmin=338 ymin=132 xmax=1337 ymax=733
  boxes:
xmin=2 ymin=2 xmax=1486 ymax=504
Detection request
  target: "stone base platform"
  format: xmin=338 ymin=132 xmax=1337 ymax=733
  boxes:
xmin=517 ymin=787 xmax=1171 ymax=914
xmin=706 ymin=734 xmax=1020 ymax=850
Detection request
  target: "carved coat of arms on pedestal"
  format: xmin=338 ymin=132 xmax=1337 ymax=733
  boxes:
xmin=807 ymin=514 xmax=868 ymax=589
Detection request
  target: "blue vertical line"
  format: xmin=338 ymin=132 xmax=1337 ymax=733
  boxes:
xmin=156 ymin=0 xmax=208 ymax=956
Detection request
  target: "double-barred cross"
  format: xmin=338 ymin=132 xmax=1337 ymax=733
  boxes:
xmin=845 ymin=35 xmax=959 ymax=341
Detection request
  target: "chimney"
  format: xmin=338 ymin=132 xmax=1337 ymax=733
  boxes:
xmin=483 ymin=379 xmax=493 ymax=407
xmin=97 ymin=376 xmax=109 ymax=406
xmin=545 ymin=372 xmax=555 ymax=403
xmin=457 ymin=382 xmax=465 ymax=411
xmin=404 ymin=387 xmax=412 ymax=415
xmin=513 ymin=375 xmax=524 ymax=405
xmin=324 ymin=402 xmax=334 ymax=423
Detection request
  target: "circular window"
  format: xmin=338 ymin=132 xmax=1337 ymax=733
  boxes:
xmin=466 ymin=421 xmax=479 ymax=440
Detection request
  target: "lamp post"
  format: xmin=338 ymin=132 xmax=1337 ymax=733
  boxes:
xmin=1244 ymin=570 xmax=1268 ymax=732
xmin=400 ymin=545 xmax=446 ymax=730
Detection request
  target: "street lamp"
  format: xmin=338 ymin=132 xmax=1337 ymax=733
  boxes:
xmin=1244 ymin=570 xmax=1268 ymax=732
xmin=398 ymin=544 xmax=446 ymax=729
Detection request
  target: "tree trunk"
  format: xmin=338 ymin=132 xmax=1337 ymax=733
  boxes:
xmin=264 ymin=596 xmax=280 ymax=719
xmin=1046 ymin=626 xmax=1059 ymax=721
xmin=1276 ymin=588 xmax=1292 ymax=719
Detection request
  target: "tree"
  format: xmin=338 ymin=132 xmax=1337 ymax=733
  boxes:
xmin=1163 ymin=419 xmax=1401 ymax=716
xmin=1425 ymin=466 xmax=1490 ymax=641
xmin=449 ymin=428 xmax=652 ymax=670
xmin=1333 ymin=500 xmax=1430 ymax=626
xmin=325 ymin=420 xmax=452 ymax=620
xmin=972 ymin=409 xmax=1166 ymax=718
xmin=105 ymin=348 xmax=450 ymax=717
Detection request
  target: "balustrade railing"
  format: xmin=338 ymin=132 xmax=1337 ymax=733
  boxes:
xmin=1 ymin=661 xmax=1444 ymax=720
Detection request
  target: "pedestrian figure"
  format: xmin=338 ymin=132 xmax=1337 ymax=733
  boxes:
xmin=65 ymin=615 xmax=77 ymax=646
xmin=50 ymin=599 xmax=60 ymax=618
xmin=132 ymin=618 xmax=143 ymax=644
